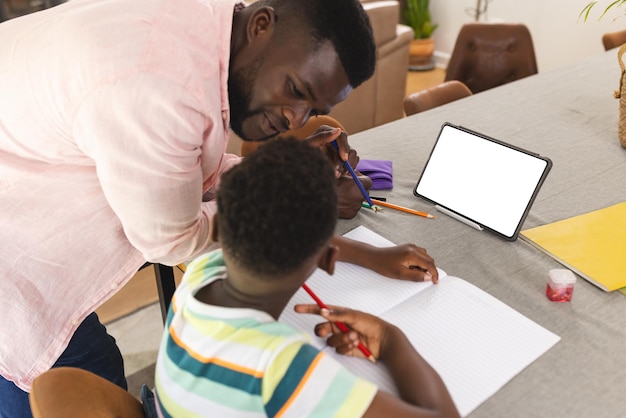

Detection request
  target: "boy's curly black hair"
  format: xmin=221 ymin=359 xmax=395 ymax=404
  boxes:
xmin=216 ymin=137 xmax=338 ymax=277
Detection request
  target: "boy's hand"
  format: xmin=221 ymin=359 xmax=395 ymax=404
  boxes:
xmin=305 ymin=126 xmax=350 ymax=172
xmin=368 ymin=244 xmax=439 ymax=283
xmin=336 ymin=143 xmax=373 ymax=219
xmin=294 ymin=304 xmax=389 ymax=361
xmin=305 ymin=126 xmax=373 ymax=219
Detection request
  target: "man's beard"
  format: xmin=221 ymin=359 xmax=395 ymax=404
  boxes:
xmin=228 ymin=55 xmax=264 ymax=141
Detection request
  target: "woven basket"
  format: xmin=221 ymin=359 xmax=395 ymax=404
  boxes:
xmin=614 ymin=44 xmax=626 ymax=148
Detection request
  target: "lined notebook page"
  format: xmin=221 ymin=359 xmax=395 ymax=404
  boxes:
xmin=376 ymin=275 xmax=560 ymax=416
xmin=279 ymin=226 xmax=560 ymax=417
xmin=280 ymin=263 xmax=434 ymax=349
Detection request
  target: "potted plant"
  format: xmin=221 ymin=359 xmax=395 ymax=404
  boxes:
xmin=403 ymin=0 xmax=438 ymax=70
xmin=472 ymin=0 xmax=490 ymax=21
xmin=579 ymin=1 xmax=626 ymax=21
xmin=579 ymin=1 xmax=626 ymax=148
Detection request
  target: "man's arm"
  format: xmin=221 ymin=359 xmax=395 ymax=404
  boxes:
xmin=73 ymin=74 xmax=219 ymax=265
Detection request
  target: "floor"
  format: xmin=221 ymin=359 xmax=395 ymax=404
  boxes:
xmin=405 ymin=67 xmax=446 ymax=98
xmin=106 ymin=66 xmax=447 ymax=398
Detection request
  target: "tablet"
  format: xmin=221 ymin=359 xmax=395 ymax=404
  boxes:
xmin=413 ymin=123 xmax=552 ymax=241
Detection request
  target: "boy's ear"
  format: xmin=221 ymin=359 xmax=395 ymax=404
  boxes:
xmin=210 ymin=214 xmax=219 ymax=242
xmin=317 ymin=245 xmax=339 ymax=276
xmin=246 ymin=6 xmax=276 ymax=44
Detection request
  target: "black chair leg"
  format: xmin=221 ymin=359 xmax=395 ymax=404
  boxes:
xmin=153 ymin=264 xmax=176 ymax=324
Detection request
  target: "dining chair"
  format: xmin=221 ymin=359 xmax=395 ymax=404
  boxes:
xmin=0 ymin=1 xmax=7 ymax=22
xmin=135 ymin=262 xmax=177 ymax=324
xmin=602 ymin=29 xmax=626 ymax=51
xmin=29 ymin=367 xmax=146 ymax=418
xmin=403 ymin=80 xmax=473 ymax=116
xmin=445 ymin=22 xmax=538 ymax=94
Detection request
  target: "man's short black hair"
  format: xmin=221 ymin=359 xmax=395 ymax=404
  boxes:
xmin=217 ymin=138 xmax=338 ymax=277
xmin=257 ymin=0 xmax=376 ymax=88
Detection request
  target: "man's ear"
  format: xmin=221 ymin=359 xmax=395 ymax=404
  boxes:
xmin=317 ymin=245 xmax=339 ymax=276
xmin=246 ymin=6 xmax=276 ymax=44
xmin=210 ymin=214 xmax=219 ymax=242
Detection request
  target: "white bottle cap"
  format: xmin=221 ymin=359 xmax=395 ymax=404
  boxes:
xmin=548 ymin=269 xmax=577 ymax=285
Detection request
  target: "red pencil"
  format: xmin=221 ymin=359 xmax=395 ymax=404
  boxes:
xmin=301 ymin=283 xmax=377 ymax=364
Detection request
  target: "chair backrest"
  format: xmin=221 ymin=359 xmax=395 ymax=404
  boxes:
xmin=403 ymin=80 xmax=473 ymax=116
xmin=445 ymin=23 xmax=538 ymax=94
xmin=29 ymin=367 xmax=146 ymax=418
xmin=602 ymin=29 xmax=626 ymax=51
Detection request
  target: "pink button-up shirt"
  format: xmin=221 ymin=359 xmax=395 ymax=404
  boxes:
xmin=0 ymin=0 xmax=240 ymax=390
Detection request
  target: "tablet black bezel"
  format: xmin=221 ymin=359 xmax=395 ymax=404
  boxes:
xmin=413 ymin=122 xmax=553 ymax=241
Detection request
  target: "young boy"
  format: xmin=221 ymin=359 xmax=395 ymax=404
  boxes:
xmin=153 ymin=138 xmax=459 ymax=418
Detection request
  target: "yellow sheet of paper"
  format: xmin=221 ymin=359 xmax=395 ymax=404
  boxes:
xmin=520 ymin=202 xmax=626 ymax=292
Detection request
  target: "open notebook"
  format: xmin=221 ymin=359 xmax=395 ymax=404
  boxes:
xmin=279 ymin=226 xmax=560 ymax=417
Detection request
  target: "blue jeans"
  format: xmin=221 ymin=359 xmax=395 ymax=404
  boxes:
xmin=0 ymin=312 xmax=127 ymax=418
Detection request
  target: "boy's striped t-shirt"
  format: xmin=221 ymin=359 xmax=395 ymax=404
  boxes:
xmin=154 ymin=249 xmax=378 ymax=417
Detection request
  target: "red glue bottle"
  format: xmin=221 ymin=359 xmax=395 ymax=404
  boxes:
xmin=546 ymin=269 xmax=576 ymax=302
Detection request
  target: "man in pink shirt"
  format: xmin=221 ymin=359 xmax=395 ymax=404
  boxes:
xmin=0 ymin=0 xmax=439 ymax=416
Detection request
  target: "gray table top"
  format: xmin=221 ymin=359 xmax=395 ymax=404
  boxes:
xmin=339 ymin=49 xmax=626 ymax=418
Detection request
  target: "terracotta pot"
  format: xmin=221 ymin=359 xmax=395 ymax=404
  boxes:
xmin=409 ymin=38 xmax=435 ymax=71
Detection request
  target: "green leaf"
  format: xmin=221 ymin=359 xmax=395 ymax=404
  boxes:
xmin=579 ymin=0 xmax=626 ymax=21
xmin=600 ymin=0 xmax=625 ymax=20
xmin=578 ymin=2 xmax=597 ymax=22
xmin=403 ymin=0 xmax=437 ymax=39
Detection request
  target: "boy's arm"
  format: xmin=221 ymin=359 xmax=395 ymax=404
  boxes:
xmin=363 ymin=325 xmax=459 ymax=418
xmin=331 ymin=236 xmax=439 ymax=283
xmin=295 ymin=305 xmax=460 ymax=418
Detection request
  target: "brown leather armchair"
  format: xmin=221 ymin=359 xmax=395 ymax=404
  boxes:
xmin=445 ymin=23 xmax=538 ymax=94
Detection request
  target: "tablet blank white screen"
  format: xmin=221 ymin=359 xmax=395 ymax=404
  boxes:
xmin=415 ymin=125 xmax=549 ymax=238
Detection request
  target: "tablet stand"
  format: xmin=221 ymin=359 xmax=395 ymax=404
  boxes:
xmin=435 ymin=205 xmax=484 ymax=231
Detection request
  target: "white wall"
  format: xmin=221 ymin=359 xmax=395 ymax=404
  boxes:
xmin=430 ymin=0 xmax=626 ymax=72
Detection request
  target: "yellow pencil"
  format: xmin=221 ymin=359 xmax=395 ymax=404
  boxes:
xmin=370 ymin=198 xmax=434 ymax=219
